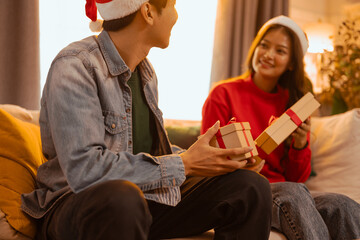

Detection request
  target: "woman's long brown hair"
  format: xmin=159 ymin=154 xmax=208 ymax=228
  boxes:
xmin=245 ymin=24 xmax=306 ymax=106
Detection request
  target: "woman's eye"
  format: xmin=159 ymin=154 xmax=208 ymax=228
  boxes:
xmin=259 ymin=43 xmax=268 ymax=48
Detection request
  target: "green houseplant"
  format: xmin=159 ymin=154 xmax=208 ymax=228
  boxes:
xmin=320 ymin=15 xmax=360 ymax=114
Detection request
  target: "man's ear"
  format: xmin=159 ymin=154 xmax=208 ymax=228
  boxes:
xmin=140 ymin=2 xmax=154 ymax=25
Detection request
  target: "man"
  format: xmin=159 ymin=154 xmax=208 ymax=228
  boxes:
xmin=21 ymin=0 xmax=272 ymax=239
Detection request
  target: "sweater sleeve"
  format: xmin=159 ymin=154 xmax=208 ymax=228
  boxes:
xmin=201 ymin=85 xmax=232 ymax=134
xmin=283 ymin=132 xmax=312 ymax=182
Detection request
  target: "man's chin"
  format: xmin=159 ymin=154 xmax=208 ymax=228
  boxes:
xmin=160 ymin=41 xmax=170 ymax=49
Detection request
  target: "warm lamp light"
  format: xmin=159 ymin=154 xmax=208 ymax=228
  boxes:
xmin=304 ymin=53 xmax=328 ymax=93
xmin=304 ymin=21 xmax=335 ymax=53
xmin=303 ymin=21 xmax=335 ymax=93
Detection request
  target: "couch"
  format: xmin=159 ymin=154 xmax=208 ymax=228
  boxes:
xmin=1 ymin=104 xmax=359 ymax=240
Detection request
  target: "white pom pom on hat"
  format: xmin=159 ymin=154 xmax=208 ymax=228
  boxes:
xmin=257 ymin=15 xmax=309 ymax=56
xmin=89 ymin=19 xmax=103 ymax=32
xmin=85 ymin=0 xmax=149 ymax=32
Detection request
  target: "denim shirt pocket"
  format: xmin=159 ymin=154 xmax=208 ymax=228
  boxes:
xmin=103 ymin=110 xmax=128 ymax=153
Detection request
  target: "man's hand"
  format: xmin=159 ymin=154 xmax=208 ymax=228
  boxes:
xmin=180 ymin=121 xmax=254 ymax=176
xmin=292 ymin=117 xmax=311 ymax=149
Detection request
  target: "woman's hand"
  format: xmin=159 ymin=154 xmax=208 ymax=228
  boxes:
xmin=244 ymin=159 xmax=265 ymax=172
xmin=180 ymin=121 xmax=254 ymax=177
xmin=292 ymin=117 xmax=311 ymax=149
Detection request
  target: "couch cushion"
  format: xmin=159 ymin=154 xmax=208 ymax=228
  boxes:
xmin=0 ymin=109 xmax=46 ymax=238
xmin=306 ymin=108 xmax=360 ymax=203
xmin=0 ymin=209 xmax=32 ymax=240
xmin=166 ymin=125 xmax=200 ymax=149
xmin=164 ymin=119 xmax=201 ymax=149
xmin=0 ymin=104 xmax=39 ymax=126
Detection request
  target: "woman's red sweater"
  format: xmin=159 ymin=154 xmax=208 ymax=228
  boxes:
xmin=201 ymin=76 xmax=311 ymax=183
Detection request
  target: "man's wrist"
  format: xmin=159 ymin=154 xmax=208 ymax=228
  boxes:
xmin=179 ymin=152 xmax=190 ymax=176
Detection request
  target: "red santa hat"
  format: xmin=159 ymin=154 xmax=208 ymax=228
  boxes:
xmin=258 ymin=15 xmax=309 ymax=56
xmin=85 ymin=0 xmax=148 ymax=32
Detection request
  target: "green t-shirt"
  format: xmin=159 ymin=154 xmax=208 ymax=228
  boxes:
xmin=128 ymin=68 xmax=155 ymax=154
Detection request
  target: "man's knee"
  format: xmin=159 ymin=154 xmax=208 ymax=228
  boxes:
xmin=49 ymin=180 xmax=152 ymax=239
xmin=226 ymin=170 xmax=272 ymax=207
xmin=234 ymin=170 xmax=271 ymax=192
xmin=85 ymin=180 xmax=151 ymax=221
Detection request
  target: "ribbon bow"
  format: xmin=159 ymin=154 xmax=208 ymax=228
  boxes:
xmin=268 ymin=109 xmax=302 ymax=127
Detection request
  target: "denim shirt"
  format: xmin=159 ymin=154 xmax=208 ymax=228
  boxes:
xmin=21 ymin=31 xmax=186 ymax=218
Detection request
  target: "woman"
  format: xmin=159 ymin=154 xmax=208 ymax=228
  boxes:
xmin=201 ymin=15 xmax=360 ymax=240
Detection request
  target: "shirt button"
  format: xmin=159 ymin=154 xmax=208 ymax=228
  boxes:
xmin=111 ymin=123 xmax=116 ymax=129
xmin=128 ymin=140 xmax=132 ymax=145
xmin=126 ymin=108 xmax=131 ymax=113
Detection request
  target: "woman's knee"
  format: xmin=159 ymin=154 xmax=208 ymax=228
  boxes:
xmin=313 ymin=192 xmax=360 ymax=218
xmin=313 ymin=192 xmax=353 ymax=206
xmin=271 ymin=182 xmax=311 ymax=202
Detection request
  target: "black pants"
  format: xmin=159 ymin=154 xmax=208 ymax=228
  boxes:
xmin=37 ymin=169 xmax=272 ymax=240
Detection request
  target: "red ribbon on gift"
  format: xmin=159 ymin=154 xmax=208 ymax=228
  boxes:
xmin=268 ymin=115 xmax=278 ymax=126
xmin=227 ymin=117 xmax=237 ymax=124
xmin=215 ymin=130 xmax=231 ymax=160
xmin=215 ymin=131 xmax=226 ymax=149
xmin=239 ymin=122 xmax=253 ymax=157
xmin=286 ymin=109 xmax=302 ymax=126
xmin=215 ymin=117 xmax=236 ymax=149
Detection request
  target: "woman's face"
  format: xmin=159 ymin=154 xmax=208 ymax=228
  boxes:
xmin=252 ymin=28 xmax=292 ymax=82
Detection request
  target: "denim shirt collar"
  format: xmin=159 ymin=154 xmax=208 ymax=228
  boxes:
xmin=97 ymin=30 xmax=130 ymax=77
xmin=97 ymin=30 xmax=155 ymax=85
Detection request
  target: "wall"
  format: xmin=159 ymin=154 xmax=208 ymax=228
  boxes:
xmin=290 ymin=0 xmax=360 ymax=28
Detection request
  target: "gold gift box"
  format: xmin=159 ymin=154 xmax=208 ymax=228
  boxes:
xmin=255 ymin=92 xmax=320 ymax=155
xmin=210 ymin=122 xmax=258 ymax=160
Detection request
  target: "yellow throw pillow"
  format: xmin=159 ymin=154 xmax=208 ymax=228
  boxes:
xmin=0 ymin=109 xmax=46 ymax=238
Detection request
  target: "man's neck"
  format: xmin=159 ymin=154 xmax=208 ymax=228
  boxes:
xmin=108 ymin=26 xmax=151 ymax=72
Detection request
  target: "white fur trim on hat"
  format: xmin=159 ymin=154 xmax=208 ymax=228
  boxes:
xmin=97 ymin=0 xmax=149 ymax=20
xmin=258 ymin=15 xmax=309 ymax=56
